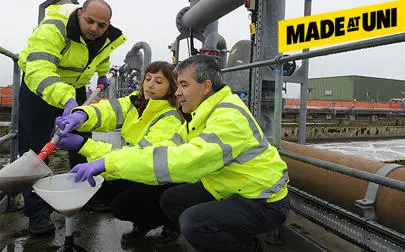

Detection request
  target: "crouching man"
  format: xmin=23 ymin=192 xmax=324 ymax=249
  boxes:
xmin=69 ymin=55 xmax=290 ymax=251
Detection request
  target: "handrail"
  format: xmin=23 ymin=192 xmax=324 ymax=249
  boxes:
xmin=222 ymin=32 xmax=405 ymax=149
xmin=279 ymin=149 xmax=405 ymax=192
xmin=221 ymin=32 xmax=405 ymax=73
xmin=0 ymin=46 xmax=20 ymax=212
xmin=0 ymin=132 xmax=18 ymax=145
xmin=0 ymin=47 xmax=18 ymax=62
xmin=0 ymin=46 xmax=20 ymax=164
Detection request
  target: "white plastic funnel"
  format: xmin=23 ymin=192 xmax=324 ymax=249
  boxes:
xmin=33 ymin=173 xmax=104 ymax=217
xmin=0 ymin=150 xmax=52 ymax=196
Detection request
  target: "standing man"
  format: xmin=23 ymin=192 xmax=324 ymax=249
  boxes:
xmin=67 ymin=55 xmax=290 ymax=251
xmin=17 ymin=0 xmax=126 ymax=235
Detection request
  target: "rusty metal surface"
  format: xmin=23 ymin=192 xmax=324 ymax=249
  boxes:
xmin=281 ymin=140 xmax=405 ymax=234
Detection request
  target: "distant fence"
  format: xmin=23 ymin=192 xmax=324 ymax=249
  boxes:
xmin=0 ymin=88 xmax=12 ymax=107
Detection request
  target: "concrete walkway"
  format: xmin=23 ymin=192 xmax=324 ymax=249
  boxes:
xmin=0 ymin=132 xmax=365 ymax=252
xmin=0 ymin=207 xmax=188 ymax=252
xmin=0 ymin=205 xmax=362 ymax=252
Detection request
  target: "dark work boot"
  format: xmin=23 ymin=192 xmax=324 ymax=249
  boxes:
xmin=121 ymin=224 xmax=151 ymax=246
xmin=153 ymin=225 xmax=180 ymax=248
xmin=29 ymin=215 xmax=55 ymax=235
xmin=83 ymin=198 xmax=110 ymax=212
xmin=250 ymin=238 xmax=263 ymax=252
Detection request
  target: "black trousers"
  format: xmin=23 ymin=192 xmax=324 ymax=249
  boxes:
xmin=18 ymin=79 xmax=90 ymax=218
xmin=97 ymin=180 xmax=176 ymax=230
xmin=160 ymin=182 xmax=290 ymax=252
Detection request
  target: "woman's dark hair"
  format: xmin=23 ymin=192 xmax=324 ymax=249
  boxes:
xmin=135 ymin=61 xmax=178 ymax=107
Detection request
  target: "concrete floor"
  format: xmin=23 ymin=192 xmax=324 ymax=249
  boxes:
xmin=0 ymin=207 xmax=191 ymax=252
xmin=0 ymin=132 xmax=373 ymax=252
xmin=0 ymin=204 xmax=363 ymax=252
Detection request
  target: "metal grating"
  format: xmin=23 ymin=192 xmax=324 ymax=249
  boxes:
xmin=289 ymin=186 xmax=405 ymax=252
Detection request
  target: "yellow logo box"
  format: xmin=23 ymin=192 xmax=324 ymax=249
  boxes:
xmin=278 ymin=0 xmax=405 ymax=53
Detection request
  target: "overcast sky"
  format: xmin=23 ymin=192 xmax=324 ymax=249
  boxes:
xmin=0 ymin=0 xmax=403 ymax=98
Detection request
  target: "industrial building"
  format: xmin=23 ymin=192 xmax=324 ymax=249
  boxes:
xmin=308 ymin=75 xmax=405 ymax=101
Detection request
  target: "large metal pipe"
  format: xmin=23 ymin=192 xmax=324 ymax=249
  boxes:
xmin=279 ymin=140 xmax=405 ymax=234
xmin=217 ymin=36 xmax=228 ymax=69
xmin=202 ymin=33 xmax=228 ymax=68
xmin=182 ymin=0 xmax=245 ymax=30
xmin=120 ymin=41 xmax=152 ymax=89
xmin=123 ymin=41 xmax=152 ymax=72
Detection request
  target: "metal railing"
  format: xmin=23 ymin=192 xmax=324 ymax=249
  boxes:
xmin=221 ymin=32 xmax=405 ymax=193
xmin=0 ymin=46 xmax=20 ymax=213
xmin=279 ymin=149 xmax=405 ymax=192
xmin=0 ymin=46 xmax=21 ymax=164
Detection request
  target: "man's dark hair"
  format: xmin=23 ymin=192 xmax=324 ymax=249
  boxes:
xmin=174 ymin=55 xmax=225 ymax=92
xmin=82 ymin=0 xmax=112 ymax=19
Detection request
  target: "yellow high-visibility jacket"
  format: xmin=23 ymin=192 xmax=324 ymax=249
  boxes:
xmin=74 ymin=92 xmax=183 ymax=162
xmin=18 ymin=4 xmax=126 ymax=108
xmin=103 ymin=86 xmax=289 ymax=203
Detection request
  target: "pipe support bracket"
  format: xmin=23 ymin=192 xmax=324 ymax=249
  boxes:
xmin=355 ymin=163 xmax=403 ymax=221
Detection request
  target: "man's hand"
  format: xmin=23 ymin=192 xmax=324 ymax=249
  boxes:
xmin=63 ymin=98 xmax=79 ymax=116
xmin=69 ymin=159 xmax=105 ymax=187
xmin=56 ymin=111 xmax=88 ymax=133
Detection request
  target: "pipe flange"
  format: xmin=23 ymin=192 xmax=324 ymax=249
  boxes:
xmin=176 ymin=6 xmax=205 ymax=35
xmin=176 ymin=7 xmax=190 ymax=34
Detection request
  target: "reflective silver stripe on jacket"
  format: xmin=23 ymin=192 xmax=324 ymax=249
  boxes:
xmin=27 ymin=52 xmax=60 ymax=65
xmin=90 ymin=105 xmax=102 ymax=130
xmin=41 ymin=20 xmax=81 ymax=72
xmin=138 ymin=138 xmax=152 ymax=148
xmin=42 ymin=19 xmax=67 ymax=40
xmin=61 ymin=39 xmax=71 ymax=55
xmin=144 ymin=110 xmax=181 ymax=135
xmin=217 ymin=103 xmax=269 ymax=164
xmin=217 ymin=102 xmax=288 ymax=199
xmin=257 ymin=170 xmax=289 ymax=199
xmin=109 ymin=98 xmax=124 ymax=128
xmin=138 ymin=110 xmax=182 ymax=148
xmin=199 ymin=133 xmax=233 ymax=165
xmin=153 ymin=146 xmax=172 ymax=185
xmin=121 ymin=136 xmax=135 ymax=147
xmin=58 ymin=66 xmax=84 ymax=72
xmin=171 ymin=133 xmax=185 ymax=146
xmin=36 ymin=76 xmax=61 ymax=96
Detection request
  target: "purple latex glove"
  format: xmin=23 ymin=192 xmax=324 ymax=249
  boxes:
xmin=56 ymin=111 xmax=88 ymax=133
xmin=63 ymin=98 xmax=79 ymax=116
xmin=56 ymin=132 xmax=84 ymax=151
xmin=97 ymin=76 xmax=109 ymax=90
xmin=69 ymin=158 xmax=105 ymax=187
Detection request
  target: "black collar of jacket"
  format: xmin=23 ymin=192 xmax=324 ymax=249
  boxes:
xmin=178 ymin=107 xmax=192 ymax=122
xmin=66 ymin=8 xmax=123 ymax=44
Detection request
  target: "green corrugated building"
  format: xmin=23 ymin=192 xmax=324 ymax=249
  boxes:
xmin=308 ymin=75 xmax=405 ymax=101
